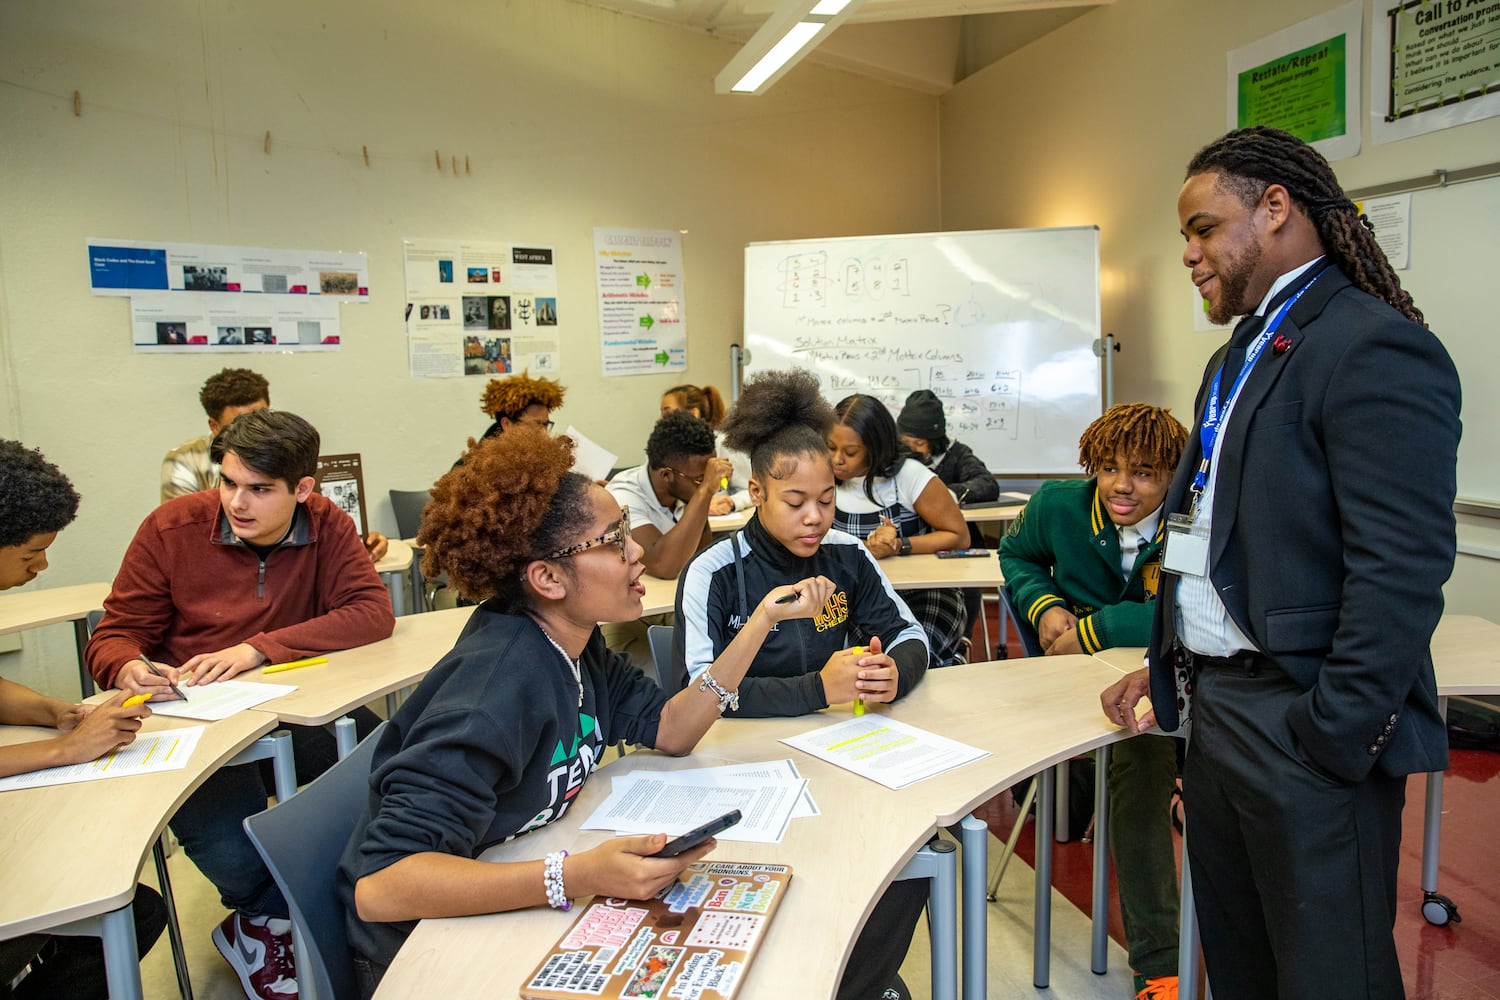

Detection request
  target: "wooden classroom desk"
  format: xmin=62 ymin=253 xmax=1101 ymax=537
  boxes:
xmin=707 ymin=509 xmax=752 ymax=533
xmin=960 ymin=501 xmax=1027 ymax=524
xmin=0 ymin=710 xmax=278 ymax=998
xmin=0 ymin=581 xmax=113 ymax=697
xmin=371 ymin=537 xmax=415 ymax=616
xmin=235 ymin=607 xmax=472 ymax=752
xmin=375 ymin=655 xmax=1128 ymax=1000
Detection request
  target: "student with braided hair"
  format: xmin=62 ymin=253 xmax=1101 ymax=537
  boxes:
xmin=1106 ymin=126 xmax=1461 ymax=998
xmin=1000 ymin=403 xmax=1187 ymax=1000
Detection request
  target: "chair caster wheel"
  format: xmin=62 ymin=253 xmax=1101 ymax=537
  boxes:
xmin=1421 ymin=891 xmax=1462 ymax=926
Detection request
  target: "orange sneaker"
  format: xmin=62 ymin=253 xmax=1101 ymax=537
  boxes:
xmin=1133 ymin=974 xmax=1179 ymax=1000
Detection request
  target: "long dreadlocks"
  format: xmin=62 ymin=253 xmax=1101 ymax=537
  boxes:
xmin=1186 ymin=126 xmax=1424 ymax=326
xmin=1077 ymin=403 xmax=1188 ymax=476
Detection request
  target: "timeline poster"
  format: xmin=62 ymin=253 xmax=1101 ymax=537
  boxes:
xmin=403 ymin=238 xmax=561 ymax=379
xmin=1228 ymin=1 xmax=1363 ymax=162
xmin=87 ymin=238 xmax=369 ymax=299
xmin=593 ymin=227 xmax=688 ymax=377
xmin=1370 ymin=0 xmax=1500 ymax=144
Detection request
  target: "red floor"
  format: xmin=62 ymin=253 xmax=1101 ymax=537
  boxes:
xmin=970 ymin=618 xmax=1500 ymax=997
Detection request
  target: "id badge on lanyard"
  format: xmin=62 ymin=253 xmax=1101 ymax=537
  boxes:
xmin=1160 ymin=268 xmax=1323 ymax=579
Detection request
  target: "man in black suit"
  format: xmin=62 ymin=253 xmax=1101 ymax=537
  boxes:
xmin=1102 ymin=127 xmax=1461 ymax=998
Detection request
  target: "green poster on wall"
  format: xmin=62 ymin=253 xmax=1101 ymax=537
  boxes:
xmin=1237 ymin=35 xmax=1347 ymax=143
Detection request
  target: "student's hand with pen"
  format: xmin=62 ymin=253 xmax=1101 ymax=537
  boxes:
xmin=117 ymin=658 xmax=188 ymax=700
xmin=178 ymin=643 xmax=268 ymax=686
xmin=820 ymin=635 xmax=899 ymax=707
xmin=865 ymin=519 xmax=901 ymax=560
xmin=364 ymin=531 xmax=390 ymax=562
xmin=569 ymin=834 xmax=717 ymax=902
xmin=760 ymin=576 xmax=835 ymax=623
xmin=55 ymin=691 xmax=153 ymax=763
xmin=697 ymin=457 xmax=734 ymax=499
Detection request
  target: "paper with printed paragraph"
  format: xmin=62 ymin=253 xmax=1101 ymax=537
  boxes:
xmin=0 ymin=725 xmax=207 ymax=792
xmin=520 ymin=861 xmax=791 ymax=1000
xmin=147 ymin=680 xmax=297 ymax=721
xmin=780 ymin=715 xmax=989 ymax=789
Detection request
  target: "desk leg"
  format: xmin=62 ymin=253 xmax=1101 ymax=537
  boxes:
xmin=1091 ymin=742 xmax=1110 ymax=974
xmin=74 ymin=618 xmax=96 ymax=698
xmin=897 ymin=840 xmax=958 ymax=1000
xmin=54 ymin=905 xmax=144 ymax=1000
xmin=383 ymin=571 xmax=407 ymax=617
xmin=335 ymin=716 xmax=358 ymax=758
xmin=1034 ymin=766 xmax=1055 ymax=989
xmin=410 ymin=559 xmax=427 ymax=613
xmin=1177 ymin=822 xmax=1202 ymax=996
xmin=153 ymin=837 xmax=194 ymax=1000
xmin=1055 ymin=758 xmax=1070 ymax=843
xmin=994 ymin=586 xmax=1009 ymax=658
xmin=227 ymin=731 xmax=298 ymax=801
xmin=957 ymin=814 xmax=988 ymax=1000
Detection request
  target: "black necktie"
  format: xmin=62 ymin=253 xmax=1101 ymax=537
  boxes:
xmin=1221 ymin=312 xmax=1265 ymax=385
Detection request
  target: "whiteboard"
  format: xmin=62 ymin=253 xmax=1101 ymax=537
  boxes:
xmin=1388 ymin=175 xmax=1500 ymax=505
xmin=742 ymin=227 xmax=1101 ymax=475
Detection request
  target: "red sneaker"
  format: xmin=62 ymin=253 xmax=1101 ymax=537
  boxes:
xmin=212 ymin=912 xmax=299 ymax=999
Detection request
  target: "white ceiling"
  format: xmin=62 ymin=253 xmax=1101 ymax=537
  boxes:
xmin=569 ymin=0 xmax=1111 ymax=94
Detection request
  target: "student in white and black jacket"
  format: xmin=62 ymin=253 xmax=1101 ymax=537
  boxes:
xmin=672 ymin=369 xmax=930 ymax=1000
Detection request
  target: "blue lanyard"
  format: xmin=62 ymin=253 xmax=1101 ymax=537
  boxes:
xmin=1191 ymin=269 xmax=1324 ymax=495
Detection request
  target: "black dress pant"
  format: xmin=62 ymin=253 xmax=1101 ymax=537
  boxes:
xmin=1185 ymin=660 xmax=1407 ymax=999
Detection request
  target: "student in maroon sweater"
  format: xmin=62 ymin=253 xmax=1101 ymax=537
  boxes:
xmin=87 ymin=410 xmax=395 ymax=1000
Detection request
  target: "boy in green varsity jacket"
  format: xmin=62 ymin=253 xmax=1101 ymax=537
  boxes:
xmin=998 ymin=403 xmax=1189 ymax=1000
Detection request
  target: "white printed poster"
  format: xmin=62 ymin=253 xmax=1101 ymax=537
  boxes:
xmin=89 ymin=238 xmax=367 ymax=354
xmin=403 ymin=238 xmax=561 ymax=379
xmin=1370 ymin=0 xmax=1500 ymax=144
xmin=593 ymin=227 xmax=688 ymax=377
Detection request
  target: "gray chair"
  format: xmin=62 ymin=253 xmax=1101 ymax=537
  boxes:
xmin=646 ymin=624 xmax=683 ymax=696
xmin=387 ymin=490 xmax=432 ymax=540
xmin=243 ymin=722 xmax=387 ymax=1000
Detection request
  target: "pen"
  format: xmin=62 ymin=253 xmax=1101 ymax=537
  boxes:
xmin=139 ymin=654 xmax=187 ymax=701
xmin=263 ymin=656 xmax=329 ymax=675
xmin=850 ymin=646 xmax=865 ymax=716
xmin=775 ymin=592 xmax=801 ymax=605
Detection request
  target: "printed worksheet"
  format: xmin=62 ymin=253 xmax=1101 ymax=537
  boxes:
xmin=147 ymin=681 xmax=296 ymax=721
xmin=0 ymin=725 xmax=207 ymax=791
xmin=780 ymin=715 xmax=989 ymax=789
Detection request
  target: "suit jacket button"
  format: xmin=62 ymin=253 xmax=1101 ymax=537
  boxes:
xmin=1368 ymin=744 xmax=1380 ymax=754
xmin=1389 ymin=713 xmax=1398 ymax=724
xmin=1376 ymin=735 xmax=1387 ymax=745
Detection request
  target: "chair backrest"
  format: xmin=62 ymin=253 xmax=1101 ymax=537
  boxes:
xmin=646 ymin=624 xmax=684 ymax=697
xmin=998 ymin=586 xmax=1046 ymax=658
xmin=388 ymin=489 xmax=432 ymax=540
xmin=243 ymin=722 xmax=387 ymax=1000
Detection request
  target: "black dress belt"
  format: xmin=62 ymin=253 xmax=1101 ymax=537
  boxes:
xmin=1185 ymin=648 xmax=1273 ymax=674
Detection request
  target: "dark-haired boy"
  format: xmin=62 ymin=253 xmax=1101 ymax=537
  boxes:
xmin=90 ymin=410 xmax=395 ymax=1000
xmin=999 ymin=402 xmax=1188 ymax=999
xmin=161 ymin=367 xmax=388 ymax=560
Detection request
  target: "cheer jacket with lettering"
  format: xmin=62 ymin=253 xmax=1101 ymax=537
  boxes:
xmin=672 ymin=512 xmax=929 ymax=718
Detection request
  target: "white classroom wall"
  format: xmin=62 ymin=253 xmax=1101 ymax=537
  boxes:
xmin=0 ymin=0 xmax=940 ymax=693
xmin=938 ymin=0 xmax=1500 ymax=619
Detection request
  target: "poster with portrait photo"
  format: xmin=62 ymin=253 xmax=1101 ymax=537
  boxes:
xmin=314 ymin=453 xmax=368 ymax=537
xmin=246 ymin=326 xmax=275 ymax=345
xmin=130 ymin=291 xmax=341 ymax=353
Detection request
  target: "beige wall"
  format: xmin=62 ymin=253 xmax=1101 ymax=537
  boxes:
xmin=0 ymin=0 xmax=940 ymax=693
xmin=938 ymin=0 xmax=1500 ymax=618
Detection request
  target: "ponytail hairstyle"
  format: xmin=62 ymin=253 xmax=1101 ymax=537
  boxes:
xmin=662 ymin=384 xmax=728 ymax=429
xmin=720 ymin=370 xmax=834 ymax=482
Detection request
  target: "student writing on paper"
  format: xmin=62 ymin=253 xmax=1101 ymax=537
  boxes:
xmin=660 ymin=382 xmax=749 ymax=513
xmin=338 ymin=428 xmax=815 ymax=998
xmin=0 ymin=439 xmax=166 ymax=1000
xmin=998 ymin=403 xmax=1188 ymax=999
xmin=161 ymin=366 xmax=389 ymax=560
xmin=830 ymin=394 xmax=970 ymax=665
xmin=672 ymin=369 xmax=929 ymax=1000
xmin=87 ymin=410 xmax=395 ymax=1000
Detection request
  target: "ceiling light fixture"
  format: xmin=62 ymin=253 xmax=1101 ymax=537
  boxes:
xmin=715 ymin=0 xmax=867 ymax=95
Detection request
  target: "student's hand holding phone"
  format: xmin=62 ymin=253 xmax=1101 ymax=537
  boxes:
xmin=179 ymin=642 xmax=267 ymax=685
xmin=761 ymin=576 xmax=835 ymax=623
xmin=570 ymin=833 xmax=717 ymax=902
xmin=56 ymin=691 xmax=152 ymax=763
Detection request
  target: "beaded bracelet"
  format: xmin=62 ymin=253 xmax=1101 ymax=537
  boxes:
xmin=543 ymin=850 xmax=571 ymax=910
xmin=697 ymin=668 xmax=739 ymax=713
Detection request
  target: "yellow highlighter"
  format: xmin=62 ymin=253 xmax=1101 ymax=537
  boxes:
xmin=851 ymin=646 xmax=866 ymax=716
xmin=122 ymin=693 xmax=154 ymax=708
xmin=263 ymin=656 xmax=329 ymax=675
xmin=720 ymin=477 xmax=729 ymax=491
